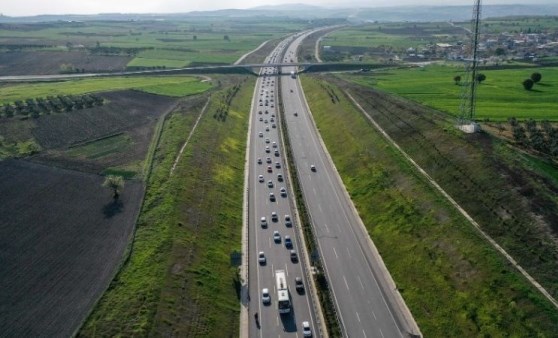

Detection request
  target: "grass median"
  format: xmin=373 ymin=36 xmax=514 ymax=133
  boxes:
xmin=300 ymin=75 xmax=558 ymax=336
xmin=79 ymin=75 xmax=253 ymax=336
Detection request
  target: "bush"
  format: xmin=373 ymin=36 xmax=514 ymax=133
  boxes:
xmin=531 ymin=72 xmax=542 ymax=83
xmin=522 ymin=78 xmax=534 ymax=90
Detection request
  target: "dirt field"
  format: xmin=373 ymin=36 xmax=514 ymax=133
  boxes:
xmin=0 ymin=51 xmax=131 ymax=76
xmin=0 ymin=159 xmax=144 ymax=337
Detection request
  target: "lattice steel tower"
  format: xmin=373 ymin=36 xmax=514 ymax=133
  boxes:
xmin=458 ymin=0 xmax=482 ymax=130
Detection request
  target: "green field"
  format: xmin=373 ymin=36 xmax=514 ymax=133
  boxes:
xmin=66 ymin=133 xmax=132 ymax=160
xmin=0 ymin=76 xmax=212 ymax=104
xmin=80 ymin=77 xmax=253 ymax=336
xmin=301 ymin=75 xmax=558 ymax=336
xmin=344 ymin=65 xmax=558 ymax=120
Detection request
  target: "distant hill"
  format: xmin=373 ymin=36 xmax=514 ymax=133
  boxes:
xmin=0 ymin=4 xmax=557 ymax=23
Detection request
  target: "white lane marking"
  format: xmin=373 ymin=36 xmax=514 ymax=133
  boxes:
xmin=324 ymin=223 xmax=330 ymax=233
xmin=312 ymin=187 xmax=317 ymax=195
xmin=363 ymin=330 xmax=368 ymax=338
xmin=333 ymin=247 xmax=338 ymax=259
xmin=347 ymin=247 xmax=351 ymax=258
xmin=372 ymin=310 xmax=377 ymax=320
xmin=358 ymin=275 xmax=364 ymax=290
xmin=356 ymin=312 xmax=361 ymax=322
xmin=380 ymin=328 xmax=385 ymax=338
xmin=318 ymin=204 xmax=323 ymax=212
xmin=343 ymin=275 xmax=349 ymax=290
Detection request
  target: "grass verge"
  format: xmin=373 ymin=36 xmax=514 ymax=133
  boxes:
xmin=300 ymin=75 xmax=558 ymax=336
xmin=79 ymin=76 xmax=253 ymax=336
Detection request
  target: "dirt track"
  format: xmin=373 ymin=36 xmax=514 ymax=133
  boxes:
xmin=0 ymin=159 xmax=144 ymax=337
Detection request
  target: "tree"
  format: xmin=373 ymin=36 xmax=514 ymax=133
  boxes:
xmin=102 ymin=175 xmax=124 ymax=200
xmin=522 ymin=78 xmax=534 ymax=90
xmin=453 ymin=75 xmax=461 ymax=85
xmin=224 ymin=35 xmax=230 ymax=41
xmin=193 ymin=35 xmax=197 ymax=41
xmin=476 ymin=73 xmax=486 ymax=83
xmin=495 ymin=47 xmax=506 ymax=56
xmin=531 ymin=72 xmax=542 ymax=83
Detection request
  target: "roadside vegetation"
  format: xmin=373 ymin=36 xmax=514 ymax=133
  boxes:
xmin=301 ymin=75 xmax=558 ymax=336
xmin=80 ymin=75 xmax=253 ymax=336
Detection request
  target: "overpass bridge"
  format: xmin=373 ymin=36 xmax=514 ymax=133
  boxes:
xmin=0 ymin=62 xmax=390 ymax=82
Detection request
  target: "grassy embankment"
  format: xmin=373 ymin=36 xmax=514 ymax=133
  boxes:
xmin=345 ymin=65 xmax=558 ymax=121
xmin=300 ymin=75 xmax=558 ymax=336
xmin=79 ymin=76 xmax=253 ymax=336
xmin=0 ymin=76 xmax=211 ymax=104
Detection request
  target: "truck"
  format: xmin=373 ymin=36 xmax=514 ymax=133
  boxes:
xmin=275 ymin=269 xmax=291 ymax=314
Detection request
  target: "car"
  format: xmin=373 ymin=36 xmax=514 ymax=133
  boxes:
xmin=294 ymin=112 xmax=298 ymax=116
xmin=267 ymin=180 xmax=274 ymax=188
xmin=272 ymin=142 xmax=277 ymax=148
xmin=258 ymin=251 xmax=266 ymax=264
xmin=259 ymin=117 xmax=263 ymax=121
xmin=277 ymin=174 xmax=284 ymax=182
xmin=271 ymin=114 xmax=275 ymax=118
xmin=274 ymin=150 xmax=280 ymax=157
xmin=258 ymin=110 xmax=262 ymax=115
xmin=258 ymin=175 xmax=264 ymax=182
xmin=265 ymin=138 xmax=270 ymax=143
xmin=267 ymin=166 xmax=272 ymax=173
xmin=290 ymin=250 xmax=298 ymax=262
xmin=271 ymin=104 xmax=274 ymax=108
xmin=269 ymin=193 xmax=276 ymax=202
xmin=290 ymin=89 xmax=293 ymax=93
xmin=280 ymin=187 xmax=287 ymax=196
xmin=266 ymin=157 xmax=272 ymax=163
xmin=272 ymin=124 xmax=276 ymax=129
xmin=258 ymin=132 xmax=263 ymax=137
xmin=257 ymin=158 xmax=262 ymax=164
xmin=259 ymin=102 xmax=263 ymax=106
xmin=264 ymin=119 xmax=268 ymax=124
xmin=284 ymin=214 xmax=292 ymax=227
xmin=275 ymin=162 xmax=281 ymax=169
xmin=260 ymin=217 xmax=267 ymax=228
xmin=295 ymin=277 xmax=304 ymax=293
xmin=270 ymin=118 xmax=275 ymax=123
xmin=262 ymin=288 xmax=271 ymax=304
xmin=310 ymin=164 xmax=316 ymax=172
xmin=265 ymin=127 xmax=270 ymax=131
xmin=265 ymin=110 xmax=269 ymax=114
xmin=271 ymin=212 xmax=278 ymax=222
xmin=302 ymin=321 xmax=312 ymax=337
xmin=284 ymin=235 xmax=293 ymax=249
xmin=273 ymin=231 xmax=281 ymax=243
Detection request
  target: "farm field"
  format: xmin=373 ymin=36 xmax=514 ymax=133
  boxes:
xmin=0 ymin=75 xmax=212 ymax=104
xmin=0 ymin=51 xmax=132 ymax=75
xmin=0 ymin=159 xmax=144 ymax=337
xmin=301 ymin=75 xmax=558 ymax=336
xmin=344 ymin=65 xmax=558 ymax=120
xmin=0 ymin=18 xmax=306 ymax=75
xmin=80 ymin=76 xmax=253 ymax=336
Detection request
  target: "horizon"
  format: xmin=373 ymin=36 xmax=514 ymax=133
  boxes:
xmin=2 ymin=1 xmax=556 ymax=17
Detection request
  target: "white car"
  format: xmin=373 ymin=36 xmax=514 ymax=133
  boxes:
xmin=258 ymin=175 xmax=264 ymax=182
xmin=271 ymin=211 xmax=278 ymax=222
xmin=302 ymin=321 xmax=312 ymax=337
xmin=284 ymin=215 xmax=292 ymax=227
xmin=310 ymin=164 xmax=316 ymax=172
xmin=258 ymin=251 xmax=266 ymax=264
xmin=262 ymin=288 xmax=271 ymax=304
xmin=273 ymin=231 xmax=281 ymax=243
xmin=280 ymin=187 xmax=287 ymax=196
xmin=260 ymin=217 xmax=267 ymax=228
xmin=269 ymin=192 xmax=276 ymax=202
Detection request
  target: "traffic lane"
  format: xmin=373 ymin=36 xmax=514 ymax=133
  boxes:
xmin=250 ymin=73 xmax=316 ymax=336
xmin=280 ymin=62 xmax=402 ymax=336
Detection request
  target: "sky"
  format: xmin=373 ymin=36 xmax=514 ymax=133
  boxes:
xmin=1 ymin=0 xmax=554 ymax=17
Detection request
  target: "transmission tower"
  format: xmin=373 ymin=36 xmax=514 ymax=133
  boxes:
xmin=458 ymin=0 xmax=482 ymax=132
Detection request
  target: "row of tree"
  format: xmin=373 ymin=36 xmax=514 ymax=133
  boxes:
xmin=1 ymin=94 xmax=104 ymax=118
xmin=509 ymin=117 xmax=558 ymax=157
xmin=213 ymin=84 xmax=241 ymax=122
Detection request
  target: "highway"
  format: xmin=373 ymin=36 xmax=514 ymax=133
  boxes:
xmin=279 ymin=35 xmax=410 ymax=337
xmin=247 ymin=35 xmax=319 ymax=338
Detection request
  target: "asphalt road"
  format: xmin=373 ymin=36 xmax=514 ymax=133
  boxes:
xmin=247 ymin=36 xmax=319 ymax=338
xmin=280 ymin=35 xmax=405 ymax=337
